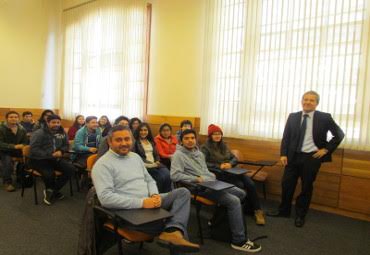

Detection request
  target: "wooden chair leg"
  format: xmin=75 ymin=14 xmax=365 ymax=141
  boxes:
xmin=195 ymin=203 xmax=204 ymax=245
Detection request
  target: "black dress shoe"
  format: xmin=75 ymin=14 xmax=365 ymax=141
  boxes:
xmin=266 ymin=210 xmax=290 ymax=218
xmin=295 ymin=217 xmax=305 ymax=227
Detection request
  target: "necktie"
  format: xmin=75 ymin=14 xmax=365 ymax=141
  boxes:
xmin=297 ymin=114 xmax=308 ymax=152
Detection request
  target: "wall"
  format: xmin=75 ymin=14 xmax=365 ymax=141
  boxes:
xmin=147 ymin=0 xmax=205 ymax=117
xmin=0 ymin=0 xmax=62 ymax=109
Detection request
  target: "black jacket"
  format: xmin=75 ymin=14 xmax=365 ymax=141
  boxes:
xmin=280 ymin=110 xmax=345 ymax=163
xmin=201 ymin=140 xmax=238 ymax=169
xmin=30 ymin=126 xmax=69 ymax=160
xmin=0 ymin=122 xmax=28 ymax=152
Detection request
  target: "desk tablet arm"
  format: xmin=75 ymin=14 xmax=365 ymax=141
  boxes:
xmin=237 ymin=160 xmax=277 ymax=178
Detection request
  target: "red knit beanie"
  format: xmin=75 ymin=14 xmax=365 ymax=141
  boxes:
xmin=208 ymin=124 xmax=223 ymax=136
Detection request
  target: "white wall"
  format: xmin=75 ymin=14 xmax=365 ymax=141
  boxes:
xmin=0 ymin=0 xmax=205 ymax=117
xmin=0 ymin=0 xmax=62 ymax=108
xmin=147 ymin=0 xmax=205 ymax=117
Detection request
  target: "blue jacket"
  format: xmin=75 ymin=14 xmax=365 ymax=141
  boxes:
xmin=73 ymin=126 xmax=102 ymax=152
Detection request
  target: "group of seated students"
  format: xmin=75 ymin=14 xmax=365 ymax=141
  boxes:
xmin=0 ymin=110 xmax=264 ymax=253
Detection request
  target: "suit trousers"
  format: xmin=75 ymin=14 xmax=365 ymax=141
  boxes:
xmin=279 ymin=153 xmax=321 ymax=217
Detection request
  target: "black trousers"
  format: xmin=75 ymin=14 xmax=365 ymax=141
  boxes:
xmin=279 ymin=153 xmax=321 ymax=217
xmin=29 ymin=158 xmax=75 ymax=191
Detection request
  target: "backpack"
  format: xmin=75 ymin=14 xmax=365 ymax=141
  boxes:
xmin=209 ymin=205 xmax=267 ymax=243
xmin=209 ymin=206 xmax=232 ymax=242
xmin=16 ymin=162 xmax=33 ymax=188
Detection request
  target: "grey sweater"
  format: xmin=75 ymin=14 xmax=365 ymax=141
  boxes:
xmin=92 ymin=150 xmax=158 ymax=209
xmin=171 ymin=145 xmax=216 ymax=183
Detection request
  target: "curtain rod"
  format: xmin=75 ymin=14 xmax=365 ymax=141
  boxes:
xmin=63 ymin=0 xmax=97 ymax=12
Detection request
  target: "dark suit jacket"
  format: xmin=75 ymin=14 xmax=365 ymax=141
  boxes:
xmin=280 ymin=111 xmax=345 ymax=163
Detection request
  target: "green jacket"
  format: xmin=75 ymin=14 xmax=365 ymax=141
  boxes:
xmin=0 ymin=122 xmax=28 ymax=152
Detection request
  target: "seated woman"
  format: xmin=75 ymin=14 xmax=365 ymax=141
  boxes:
xmin=133 ymin=123 xmax=172 ymax=193
xmin=98 ymin=115 xmax=112 ymax=137
xmin=201 ymin=124 xmax=266 ymax=225
xmin=33 ymin=109 xmax=54 ymax=131
xmin=67 ymin=115 xmax=85 ymax=140
xmin=129 ymin=117 xmax=141 ymax=133
xmin=154 ymin=123 xmax=177 ymax=169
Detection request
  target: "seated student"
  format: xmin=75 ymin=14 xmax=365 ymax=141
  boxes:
xmin=20 ymin=111 xmax=35 ymax=136
xmin=97 ymin=115 xmax=130 ymax=160
xmin=154 ymin=123 xmax=177 ymax=169
xmin=0 ymin=111 xmax=28 ymax=192
xmin=176 ymin=120 xmax=193 ymax=144
xmin=73 ymin=116 xmax=101 ymax=168
xmin=171 ymin=129 xmax=262 ymax=253
xmin=91 ymin=125 xmax=199 ymax=251
xmin=33 ymin=109 xmax=54 ymax=131
xmin=201 ymin=124 xmax=265 ymax=225
xmin=98 ymin=115 xmax=112 ymax=137
xmin=133 ymin=123 xmax=172 ymax=193
xmin=67 ymin=115 xmax=85 ymax=140
xmin=29 ymin=114 xmax=75 ymax=205
xmin=129 ymin=117 xmax=141 ymax=133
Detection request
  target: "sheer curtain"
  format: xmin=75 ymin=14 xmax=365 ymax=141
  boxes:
xmin=62 ymin=0 xmax=149 ymax=120
xmin=202 ymin=0 xmax=370 ymax=150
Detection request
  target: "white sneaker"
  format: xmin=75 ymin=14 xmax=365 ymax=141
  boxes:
xmin=231 ymin=239 xmax=262 ymax=253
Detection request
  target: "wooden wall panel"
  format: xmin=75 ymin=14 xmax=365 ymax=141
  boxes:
xmin=342 ymin=150 xmax=370 ymax=179
xmin=339 ymin=176 xmax=370 ymax=214
xmin=1 ymin=109 xmax=369 ymax=220
xmin=0 ymin=107 xmax=58 ymax=123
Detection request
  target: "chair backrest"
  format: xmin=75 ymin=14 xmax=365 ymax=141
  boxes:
xmin=231 ymin=149 xmax=244 ymax=161
xmin=86 ymin=154 xmax=98 ymax=171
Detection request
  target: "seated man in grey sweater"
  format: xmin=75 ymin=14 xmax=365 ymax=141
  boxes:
xmin=171 ymin=129 xmax=262 ymax=253
xmin=91 ymin=125 xmax=199 ymax=252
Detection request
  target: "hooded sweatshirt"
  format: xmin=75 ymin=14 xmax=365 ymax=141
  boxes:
xmin=170 ymin=144 xmax=216 ymax=183
xmin=30 ymin=126 xmax=68 ymax=160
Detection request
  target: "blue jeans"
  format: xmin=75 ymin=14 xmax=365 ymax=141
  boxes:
xmin=0 ymin=151 xmax=21 ymax=184
xmin=212 ymin=167 xmax=261 ymax=210
xmin=147 ymin=166 xmax=172 ymax=193
xmin=123 ymin=188 xmax=191 ymax=237
xmin=199 ymin=186 xmax=247 ymax=244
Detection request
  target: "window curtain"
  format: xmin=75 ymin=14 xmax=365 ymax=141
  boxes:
xmin=201 ymin=0 xmax=370 ymax=150
xmin=62 ymin=0 xmax=149 ymax=120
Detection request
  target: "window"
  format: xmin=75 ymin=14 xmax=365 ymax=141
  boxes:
xmin=62 ymin=0 xmax=150 ymax=120
xmin=202 ymin=0 xmax=370 ymax=150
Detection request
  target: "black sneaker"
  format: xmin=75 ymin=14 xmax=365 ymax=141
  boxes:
xmin=231 ymin=239 xmax=262 ymax=253
xmin=54 ymin=191 xmax=65 ymax=200
xmin=43 ymin=189 xmax=54 ymax=205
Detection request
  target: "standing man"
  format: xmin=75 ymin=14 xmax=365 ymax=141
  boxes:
xmin=30 ymin=114 xmax=75 ymax=205
xmin=268 ymin=91 xmax=345 ymax=227
xmin=0 ymin=111 xmax=28 ymax=192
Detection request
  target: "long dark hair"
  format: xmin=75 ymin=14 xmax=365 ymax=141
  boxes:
xmin=129 ymin=117 xmax=142 ymax=130
xmin=99 ymin=115 xmax=112 ymax=129
xmin=38 ymin=109 xmax=54 ymax=124
xmin=72 ymin=115 xmax=84 ymax=128
xmin=134 ymin=122 xmax=154 ymax=143
xmin=206 ymin=135 xmax=228 ymax=154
